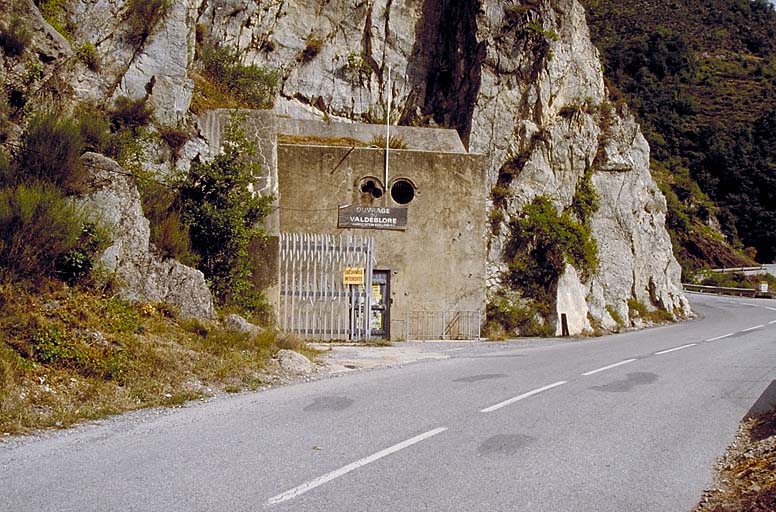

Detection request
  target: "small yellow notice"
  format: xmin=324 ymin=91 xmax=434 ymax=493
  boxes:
xmin=343 ymin=267 xmax=365 ymax=285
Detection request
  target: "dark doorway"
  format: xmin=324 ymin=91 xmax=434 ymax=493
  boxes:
xmin=370 ymin=270 xmax=391 ymax=338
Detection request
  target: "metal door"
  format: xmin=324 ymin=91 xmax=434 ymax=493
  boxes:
xmin=370 ymin=270 xmax=390 ymax=338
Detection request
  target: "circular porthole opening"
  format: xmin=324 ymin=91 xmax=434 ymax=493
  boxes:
xmin=359 ymin=178 xmax=384 ymax=199
xmin=390 ymin=179 xmax=415 ymax=204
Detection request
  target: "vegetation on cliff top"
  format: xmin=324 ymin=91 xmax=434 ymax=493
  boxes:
xmin=582 ymin=0 xmax=776 ymax=270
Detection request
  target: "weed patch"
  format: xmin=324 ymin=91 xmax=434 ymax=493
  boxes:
xmin=194 ymin=44 xmax=278 ymax=111
xmin=0 ymin=280 xmax=318 ymax=435
xmin=0 ymin=17 xmax=31 ymax=57
xmin=125 ymin=0 xmax=171 ymax=47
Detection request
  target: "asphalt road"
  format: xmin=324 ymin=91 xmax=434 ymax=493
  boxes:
xmin=2 ymin=293 xmax=775 ymax=512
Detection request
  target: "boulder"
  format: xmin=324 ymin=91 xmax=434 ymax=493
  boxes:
xmin=275 ymin=349 xmax=314 ymax=374
xmin=79 ymin=152 xmax=215 ymax=319
xmin=224 ymin=313 xmax=263 ymax=335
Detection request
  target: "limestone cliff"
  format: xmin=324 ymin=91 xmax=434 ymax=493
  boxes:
xmin=4 ymin=0 xmax=691 ymax=332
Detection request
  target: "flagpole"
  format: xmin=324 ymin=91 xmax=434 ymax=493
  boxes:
xmin=384 ymin=64 xmax=391 ymax=198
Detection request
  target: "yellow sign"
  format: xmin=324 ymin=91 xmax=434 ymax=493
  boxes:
xmin=343 ymin=267 xmax=365 ymax=285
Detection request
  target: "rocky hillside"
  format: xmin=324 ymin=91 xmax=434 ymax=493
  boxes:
xmin=0 ymin=0 xmax=691 ymax=335
xmin=582 ymin=0 xmax=776 ymax=271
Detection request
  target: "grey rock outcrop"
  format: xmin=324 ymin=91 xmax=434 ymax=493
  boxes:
xmin=79 ymin=153 xmax=215 ymax=319
xmin=69 ymin=0 xmax=195 ymax=124
xmin=224 ymin=313 xmax=263 ymax=335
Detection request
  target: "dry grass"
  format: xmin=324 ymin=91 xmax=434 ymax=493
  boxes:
xmin=696 ymin=407 xmax=776 ymax=512
xmin=189 ymin=72 xmax=245 ymax=114
xmin=277 ymin=134 xmax=368 ymax=147
xmin=0 ymin=280 xmax=318 ymax=435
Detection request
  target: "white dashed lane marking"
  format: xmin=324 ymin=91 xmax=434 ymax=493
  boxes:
xmin=581 ymin=359 xmax=637 ymax=377
xmin=266 ymin=428 xmax=448 ymax=505
xmin=480 ymin=381 xmax=568 ymax=413
xmin=655 ymin=344 xmax=697 ymax=355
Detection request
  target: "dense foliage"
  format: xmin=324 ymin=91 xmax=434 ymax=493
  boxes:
xmin=0 ymin=114 xmax=104 ymax=283
xmin=178 ymin=115 xmax=273 ymax=313
xmin=582 ymin=0 xmax=776 ymax=266
xmin=505 ymin=196 xmax=598 ymax=304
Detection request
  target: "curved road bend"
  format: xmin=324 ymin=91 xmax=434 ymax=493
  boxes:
xmin=1 ymin=293 xmax=775 ymax=512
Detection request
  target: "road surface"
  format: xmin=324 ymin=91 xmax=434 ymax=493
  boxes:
xmin=1 ymin=293 xmax=775 ymax=511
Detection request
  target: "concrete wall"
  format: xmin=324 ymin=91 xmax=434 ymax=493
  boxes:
xmin=277 ymin=144 xmax=487 ymax=339
xmin=275 ymin=117 xmax=467 ymax=153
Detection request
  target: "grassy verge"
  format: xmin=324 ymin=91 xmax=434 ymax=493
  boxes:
xmin=0 ymin=280 xmax=319 ymax=435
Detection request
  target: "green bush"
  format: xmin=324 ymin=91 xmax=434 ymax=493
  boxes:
xmin=0 ymin=17 xmax=31 ymax=57
xmin=36 ymin=0 xmax=74 ymax=40
xmin=0 ymin=150 xmax=11 ymax=186
xmin=627 ymin=299 xmax=673 ymax=323
xmin=301 ymin=36 xmax=323 ymax=62
xmin=30 ymin=324 xmax=81 ymax=366
xmin=77 ymin=107 xmax=111 ymax=153
xmin=13 ymin=114 xmax=87 ymax=195
xmin=0 ymin=184 xmax=85 ymax=280
xmin=345 ymin=52 xmax=372 ymax=83
xmin=505 ymin=196 xmax=598 ymax=304
xmin=368 ymin=134 xmax=407 ymax=149
xmin=125 ymin=0 xmax=171 ymax=46
xmin=571 ymin=169 xmax=600 ymax=224
xmin=75 ymin=42 xmax=100 ymax=72
xmin=524 ymin=22 xmax=559 ymax=42
xmin=605 ymin=305 xmax=625 ymax=328
xmin=54 ymin=222 xmax=107 ymax=284
xmin=109 ymin=96 xmax=153 ymax=131
xmin=179 ymin=114 xmax=273 ymax=311
xmin=138 ymin=180 xmax=194 ymax=264
xmin=158 ymin=125 xmax=189 ymax=162
xmin=484 ymin=293 xmax=554 ymax=338
xmin=199 ymin=43 xmax=279 ymax=109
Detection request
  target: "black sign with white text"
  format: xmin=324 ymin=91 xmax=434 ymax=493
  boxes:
xmin=337 ymin=205 xmax=408 ymax=231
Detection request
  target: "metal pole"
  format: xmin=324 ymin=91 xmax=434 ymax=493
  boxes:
xmin=384 ymin=64 xmax=391 ymax=194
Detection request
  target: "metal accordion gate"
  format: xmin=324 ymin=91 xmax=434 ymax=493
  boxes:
xmin=278 ymin=233 xmax=375 ymax=341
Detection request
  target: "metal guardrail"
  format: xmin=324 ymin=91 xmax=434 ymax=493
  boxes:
xmin=683 ymin=283 xmax=757 ymax=297
xmin=708 ymin=266 xmax=766 ymax=274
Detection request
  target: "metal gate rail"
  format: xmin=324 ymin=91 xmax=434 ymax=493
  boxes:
xmin=405 ymin=310 xmax=482 ymax=340
xmin=279 ymin=233 xmax=374 ymax=341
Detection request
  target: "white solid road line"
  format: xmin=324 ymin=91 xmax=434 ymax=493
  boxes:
xmin=742 ymin=324 xmax=765 ymax=332
xmin=581 ymin=359 xmax=637 ymax=377
xmin=769 ymin=320 xmax=776 ymax=325
xmin=266 ymin=427 xmax=448 ymax=506
xmin=655 ymin=343 xmax=697 ymax=355
xmin=706 ymin=333 xmax=735 ymax=341
xmin=480 ymin=381 xmax=568 ymax=413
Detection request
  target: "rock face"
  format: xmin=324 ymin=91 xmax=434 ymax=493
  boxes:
xmin=32 ymin=0 xmax=690 ymax=332
xmin=68 ymin=0 xmax=196 ymax=124
xmin=79 ymin=153 xmax=215 ymax=319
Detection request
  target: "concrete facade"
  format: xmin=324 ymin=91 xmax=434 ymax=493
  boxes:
xmin=277 ymin=124 xmax=488 ymax=340
xmin=199 ymin=111 xmax=487 ymax=340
